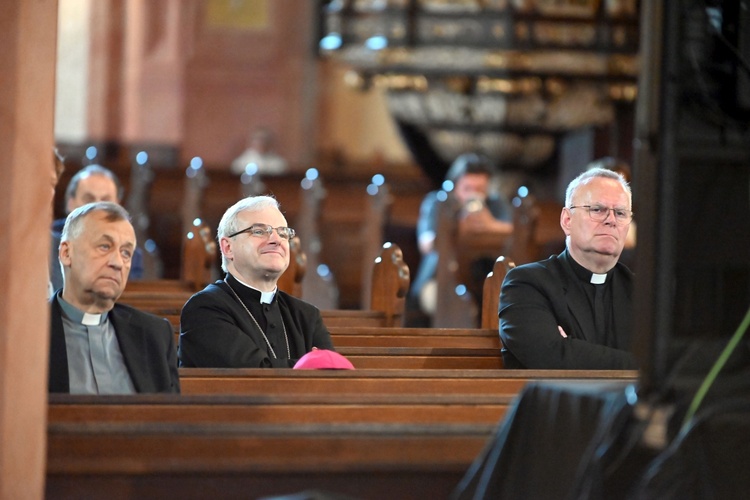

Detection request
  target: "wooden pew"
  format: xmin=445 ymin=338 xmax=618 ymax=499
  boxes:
xmin=335 ymin=346 xmax=503 ymax=369
xmin=277 ymin=235 xmax=305 ymax=297
xmin=168 ymin=324 xmax=500 ymax=356
xmin=124 ymin=153 xmax=163 ymax=279
xmin=48 ymin=392 xmax=515 ymax=426
xmin=178 ymin=368 xmax=638 ymax=395
xmin=298 ymin=168 xmax=339 ymax=309
xmin=123 ymin=242 xmax=411 ymax=330
xmin=47 ymin=420 xmax=494 ymax=500
xmin=434 ymin=196 xmax=512 ymax=328
xmin=360 ymin=176 xmax=393 ymax=309
xmin=481 ymin=256 xmax=516 ymax=330
xmin=46 ymin=370 xmax=637 ymax=498
xmin=121 ymin=218 xmax=217 ymax=296
xmin=510 ymin=192 xmax=565 ymax=265
xmin=329 ymin=326 xmax=501 ymax=349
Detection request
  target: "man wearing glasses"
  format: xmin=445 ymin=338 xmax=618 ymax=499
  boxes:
xmin=499 ymin=168 xmax=638 ymax=369
xmin=179 ymin=195 xmax=333 ymax=367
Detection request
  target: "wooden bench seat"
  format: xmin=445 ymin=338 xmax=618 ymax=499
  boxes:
xmin=336 ymin=346 xmax=503 ymax=369
xmin=46 ymin=370 xmax=638 ymax=499
xmin=329 ymin=326 xmax=501 ymax=349
xmin=139 ymin=305 xmax=404 ymax=331
xmin=179 ymin=368 xmax=638 ymax=395
xmin=48 ymin=392 xmax=515 ymax=426
xmin=47 ymin=421 xmax=493 ymax=499
xmin=121 ymin=242 xmax=410 ymax=329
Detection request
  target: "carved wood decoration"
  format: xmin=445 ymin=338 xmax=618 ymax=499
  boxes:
xmin=509 ymin=194 xmax=565 ymax=265
xmin=297 ymin=169 xmax=339 ymax=309
xmin=360 ymin=177 xmax=393 ymax=309
xmin=125 ymin=154 xmax=163 ymax=279
xmin=370 ymin=243 xmax=410 ymax=327
xmin=481 ymin=256 xmax=516 ymax=331
xmin=434 ymin=196 xmax=477 ymax=328
xmin=181 ymin=158 xmax=209 ymax=240
xmin=277 ymin=236 xmax=306 ymax=298
xmin=182 ymin=220 xmax=218 ymax=292
xmin=434 ymin=196 xmax=513 ymax=328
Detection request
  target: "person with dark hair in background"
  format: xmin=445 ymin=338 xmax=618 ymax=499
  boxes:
xmin=499 ymin=167 xmax=638 ymax=369
xmin=50 ymin=164 xmax=144 ymax=292
xmin=179 ymin=195 xmax=334 ymax=368
xmin=410 ymin=153 xmax=513 ymax=321
xmin=49 ymin=202 xmax=179 ymax=393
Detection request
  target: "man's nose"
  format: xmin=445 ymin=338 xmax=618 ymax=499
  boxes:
xmin=603 ymin=208 xmax=617 ymax=224
xmin=267 ymin=229 xmax=283 ymax=243
xmin=108 ymin=251 xmax=124 ymax=269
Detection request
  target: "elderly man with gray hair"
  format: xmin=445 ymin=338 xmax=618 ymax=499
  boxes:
xmin=499 ymin=168 xmax=639 ymax=369
xmin=49 ymin=202 xmax=179 ymax=393
xmin=179 ymin=195 xmax=333 ymax=368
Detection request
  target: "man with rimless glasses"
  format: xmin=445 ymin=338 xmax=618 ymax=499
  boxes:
xmin=499 ymin=167 xmax=638 ymax=369
xmin=179 ymin=196 xmax=333 ymax=367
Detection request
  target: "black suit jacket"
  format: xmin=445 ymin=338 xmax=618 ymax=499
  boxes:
xmin=49 ymin=297 xmax=180 ymax=393
xmin=179 ymin=279 xmax=334 ymax=368
xmin=499 ymin=250 xmax=638 ymax=369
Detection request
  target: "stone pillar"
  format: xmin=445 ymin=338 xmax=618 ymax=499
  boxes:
xmin=0 ymin=1 xmax=58 ymax=498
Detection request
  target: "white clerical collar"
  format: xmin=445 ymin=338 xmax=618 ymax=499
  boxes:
xmin=590 ymin=273 xmax=607 ymax=285
xmin=232 ymin=275 xmax=277 ymax=304
xmin=56 ymin=293 xmax=107 ymax=325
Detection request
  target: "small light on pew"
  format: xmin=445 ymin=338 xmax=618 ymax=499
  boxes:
xmin=455 ymin=284 xmax=468 ymax=296
xmin=192 ymin=218 xmax=203 ymax=227
xmin=136 ymin=151 xmax=149 ymax=165
xmin=517 ymin=185 xmax=529 ymax=198
xmin=317 ymin=264 xmax=332 ymax=278
xmin=437 ymin=190 xmax=449 ymax=202
xmin=85 ymin=146 xmax=98 ymax=162
xmin=512 ymin=197 xmax=522 ymax=208
xmin=366 ymin=183 xmax=379 ymax=196
xmin=145 ymin=239 xmax=157 ymax=252
xmin=187 ymin=157 xmax=203 ymax=178
xmin=187 ymin=232 xmax=195 ymax=240
xmin=442 ymin=180 xmax=455 ymax=192
xmin=365 ymin=35 xmax=388 ymax=51
xmin=319 ymin=33 xmax=342 ymax=51
xmin=371 ymin=174 xmax=385 ymax=186
xmin=301 ymin=168 xmax=318 ymax=190
xmin=244 ymin=162 xmax=259 ymax=176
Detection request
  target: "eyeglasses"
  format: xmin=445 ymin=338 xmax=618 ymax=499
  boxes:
xmin=228 ymin=224 xmax=296 ymax=240
xmin=568 ymin=205 xmax=633 ymax=225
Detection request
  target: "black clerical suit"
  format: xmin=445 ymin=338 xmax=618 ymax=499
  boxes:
xmin=48 ymin=296 xmax=180 ymax=393
xmin=179 ymin=274 xmax=334 ymax=368
xmin=499 ymin=249 xmax=638 ymax=369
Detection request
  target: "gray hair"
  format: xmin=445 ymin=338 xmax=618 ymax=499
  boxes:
xmin=565 ymin=167 xmax=632 ymax=209
xmin=61 ymin=202 xmax=132 ymax=243
xmin=217 ymin=195 xmax=283 ymax=272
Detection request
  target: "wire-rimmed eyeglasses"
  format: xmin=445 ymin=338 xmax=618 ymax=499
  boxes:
xmin=228 ymin=224 xmax=296 ymax=240
xmin=568 ymin=205 xmax=634 ymax=225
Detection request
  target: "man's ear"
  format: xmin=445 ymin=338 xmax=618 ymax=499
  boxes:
xmin=560 ymin=207 xmax=572 ymax=236
xmin=59 ymin=241 xmax=72 ymax=267
xmin=219 ymin=237 xmax=233 ymax=262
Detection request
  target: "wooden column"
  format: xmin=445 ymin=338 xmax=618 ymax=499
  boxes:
xmin=0 ymin=1 xmax=58 ymax=498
